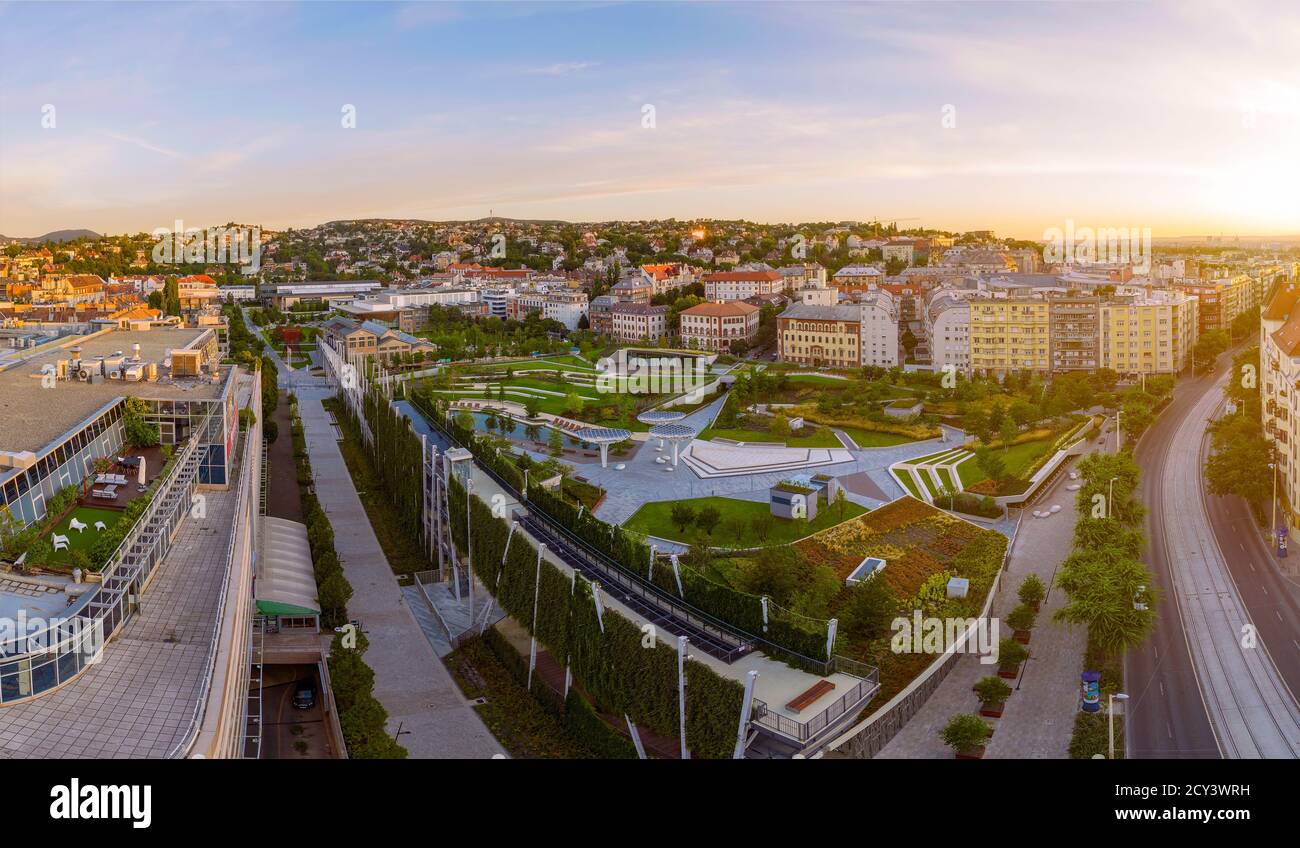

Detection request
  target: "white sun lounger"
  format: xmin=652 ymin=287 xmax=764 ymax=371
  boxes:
xmin=69 ymin=518 xmax=87 ymax=533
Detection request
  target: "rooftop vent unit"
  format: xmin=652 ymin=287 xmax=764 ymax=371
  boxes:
xmin=170 ymin=349 xmax=204 ymax=377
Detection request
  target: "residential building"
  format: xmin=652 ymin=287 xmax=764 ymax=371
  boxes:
xmin=588 ymin=294 xmax=617 ymax=335
xmin=969 ymin=296 xmax=1051 ymax=375
xmin=321 ymin=316 xmax=436 ymax=362
xmin=610 ymin=303 xmax=669 ymax=343
xmin=1098 ymin=290 xmax=1198 ymax=375
xmin=776 ymin=303 xmax=861 ymax=368
xmin=702 ymin=270 xmax=784 ymax=301
xmin=1048 ymin=292 xmax=1101 ymax=372
xmin=679 ymin=300 xmax=760 ymax=352
xmin=1261 ymin=283 xmax=1300 ymax=530
xmin=924 ymin=290 xmax=971 ymax=375
xmin=858 ymin=289 xmax=899 ymax=368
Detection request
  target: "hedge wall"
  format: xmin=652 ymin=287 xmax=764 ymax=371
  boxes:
xmin=409 ymin=384 xmax=831 ymax=671
xmin=446 ymin=474 xmax=744 ymax=758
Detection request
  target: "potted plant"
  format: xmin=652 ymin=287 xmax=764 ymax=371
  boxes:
xmin=1006 ymin=604 xmax=1037 ymax=644
xmin=974 ymin=676 xmax=1013 ymax=718
xmin=940 ymin=713 xmax=992 ymax=759
xmin=1018 ymin=574 xmax=1046 ymax=612
xmin=998 ymin=637 xmax=1029 ymax=679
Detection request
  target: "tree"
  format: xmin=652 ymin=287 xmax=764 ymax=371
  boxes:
xmin=750 ymin=513 xmax=774 ymax=543
xmin=963 ymin=406 xmax=992 ymax=444
xmin=123 ymin=397 xmax=160 ymax=448
xmin=670 ymin=503 xmax=696 ymax=534
xmin=1053 ymin=548 xmax=1157 ymax=654
xmin=838 ymin=576 xmax=898 ymax=640
xmin=974 ymin=446 xmax=1006 ymax=485
xmin=547 ymin=427 xmax=564 ymax=457
xmin=723 ymin=516 xmax=748 ymax=544
xmin=939 ymin=714 xmax=990 ymax=755
xmin=1018 ymin=574 xmax=1046 ymax=609
xmin=999 ymin=418 xmax=1017 ymax=451
xmin=1205 ymin=412 xmax=1272 ymax=519
xmin=769 ymin=413 xmax=792 ymax=440
xmin=834 ymin=487 xmax=848 ymax=520
xmin=695 ymin=506 xmax=722 ymax=537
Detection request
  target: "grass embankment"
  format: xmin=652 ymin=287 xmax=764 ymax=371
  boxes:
xmin=625 ymin=495 xmax=867 ymax=548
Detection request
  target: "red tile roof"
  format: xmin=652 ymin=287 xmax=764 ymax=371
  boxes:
xmin=1264 ymin=283 xmax=1300 ymax=321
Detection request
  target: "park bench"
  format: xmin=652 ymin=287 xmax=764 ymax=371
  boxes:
xmin=785 ymin=680 xmax=836 ymax=714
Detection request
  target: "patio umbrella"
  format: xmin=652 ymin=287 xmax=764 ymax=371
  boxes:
xmin=137 ymin=456 xmax=147 ymax=487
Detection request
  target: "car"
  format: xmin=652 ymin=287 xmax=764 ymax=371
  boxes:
xmin=292 ymin=684 xmax=316 ymax=710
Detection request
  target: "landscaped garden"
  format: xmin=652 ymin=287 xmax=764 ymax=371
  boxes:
xmin=624 ymin=495 xmax=867 ymax=548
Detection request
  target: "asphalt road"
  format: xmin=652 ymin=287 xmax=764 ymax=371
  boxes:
xmin=1131 ymin=362 xmax=1224 ymax=758
xmin=1132 ymin=352 xmax=1300 ymax=758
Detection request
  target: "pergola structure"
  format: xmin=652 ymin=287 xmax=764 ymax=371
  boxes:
xmin=636 ymin=409 xmax=686 ymax=427
xmin=648 ymin=423 xmax=696 ymax=468
xmin=573 ymin=427 xmax=631 ymax=468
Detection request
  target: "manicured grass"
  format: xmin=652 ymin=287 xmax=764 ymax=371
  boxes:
xmin=786 ymin=374 xmax=852 ymax=386
xmin=624 ymin=495 xmax=867 ymax=548
xmin=1000 ymin=438 xmax=1054 ymax=478
xmin=697 ymin=425 xmax=843 ymax=448
xmin=917 ymin=468 xmax=940 ymax=499
xmin=955 ymin=454 xmax=985 ymax=488
xmin=935 ymin=466 xmax=956 ymax=492
xmin=896 ymin=469 xmax=923 ymax=499
xmin=48 ymin=507 xmax=124 ymax=556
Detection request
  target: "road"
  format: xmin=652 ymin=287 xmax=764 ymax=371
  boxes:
xmin=1132 ymin=355 xmax=1300 ymax=758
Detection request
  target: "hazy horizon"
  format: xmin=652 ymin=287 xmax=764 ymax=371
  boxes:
xmin=3 ymin=0 xmax=1298 ymax=239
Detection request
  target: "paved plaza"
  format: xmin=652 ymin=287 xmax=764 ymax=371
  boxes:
xmin=875 ymin=450 xmax=1093 ymax=759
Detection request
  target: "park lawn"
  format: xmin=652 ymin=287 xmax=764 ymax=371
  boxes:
xmin=1000 ymin=438 xmax=1055 ymax=478
xmin=917 ymin=468 xmax=940 ymax=499
xmin=955 ymin=455 xmax=985 ymax=488
xmin=786 ymin=374 xmax=854 ymax=387
xmin=935 ymin=466 xmax=956 ymax=491
xmin=625 ymin=496 xmax=868 ymax=548
xmin=837 ymin=426 xmax=919 ymax=448
xmin=896 ymin=468 xmax=923 ymax=499
xmin=697 ymin=425 xmax=843 ymax=448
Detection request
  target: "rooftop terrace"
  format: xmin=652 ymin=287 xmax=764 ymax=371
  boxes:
xmin=0 ymin=327 xmax=225 ymax=453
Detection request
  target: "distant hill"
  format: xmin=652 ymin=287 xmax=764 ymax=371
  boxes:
xmin=0 ymin=229 xmax=101 ymax=245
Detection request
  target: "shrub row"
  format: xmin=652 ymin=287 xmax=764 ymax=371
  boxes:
xmin=287 ymin=397 xmax=404 ymax=759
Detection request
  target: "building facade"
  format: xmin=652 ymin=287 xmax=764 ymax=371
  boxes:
xmin=703 ymin=271 xmax=784 ymax=302
xmin=858 ymin=289 xmax=899 ymax=368
xmin=969 ymin=297 xmax=1051 ymax=375
xmin=776 ymin=303 xmax=861 ymax=368
xmin=679 ymin=300 xmax=760 ymax=352
xmin=609 ymin=303 xmax=669 ymax=343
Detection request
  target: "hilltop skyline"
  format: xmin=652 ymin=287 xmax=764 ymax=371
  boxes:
xmin=2 ymin=1 xmax=1298 ymax=238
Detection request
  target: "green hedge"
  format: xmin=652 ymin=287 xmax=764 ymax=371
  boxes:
xmin=446 ymin=474 xmax=744 ymax=758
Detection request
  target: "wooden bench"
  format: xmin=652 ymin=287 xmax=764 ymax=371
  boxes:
xmin=785 ymin=680 xmax=836 ymax=714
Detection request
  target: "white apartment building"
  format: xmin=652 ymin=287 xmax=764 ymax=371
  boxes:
xmin=543 ymin=289 xmax=590 ymax=331
xmin=925 ymin=290 xmax=971 ymax=375
xmin=858 ymin=288 xmax=900 ymax=368
xmin=702 ymin=271 xmax=784 ymax=301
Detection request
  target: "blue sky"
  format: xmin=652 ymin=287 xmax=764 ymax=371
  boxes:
xmin=2 ymin=0 xmax=1298 ymax=237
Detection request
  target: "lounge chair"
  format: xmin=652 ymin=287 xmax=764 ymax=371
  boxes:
xmin=52 ymin=534 xmax=69 ymax=551
xmin=94 ymin=521 xmax=107 ymax=531
xmin=69 ymin=518 xmax=87 ymax=533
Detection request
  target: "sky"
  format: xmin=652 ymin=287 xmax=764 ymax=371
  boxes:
xmin=1 ymin=0 xmax=1298 ymax=239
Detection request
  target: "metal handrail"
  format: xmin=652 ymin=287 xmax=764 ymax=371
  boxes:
xmin=168 ymin=387 xmax=259 ymax=758
xmin=416 ymin=399 xmax=836 ymax=673
xmin=752 ymin=669 xmax=881 ymax=743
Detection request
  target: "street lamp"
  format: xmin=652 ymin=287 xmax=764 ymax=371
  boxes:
xmin=465 ymin=477 xmax=474 ymax=621
xmin=1114 ymin=408 xmax=1122 ymax=453
xmin=1108 ymin=476 xmax=1118 ymax=519
xmin=1109 ymin=692 xmax=1129 ymax=760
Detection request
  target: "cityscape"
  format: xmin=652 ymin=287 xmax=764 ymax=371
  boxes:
xmin=0 ymin=0 xmax=1297 ymax=813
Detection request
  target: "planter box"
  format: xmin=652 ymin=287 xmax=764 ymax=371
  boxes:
xmin=998 ymin=666 xmax=1019 ymax=679
xmin=1014 ymin=630 xmax=1032 ymax=645
xmin=955 ymin=746 xmax=986 ymax=759
xmin=979 ymin=702 xmax=1005 ymax=718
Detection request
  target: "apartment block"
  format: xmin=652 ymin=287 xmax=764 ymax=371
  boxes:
xmin=1048 ymin=293 xmax=1101 ymax=372
xmin=703 ymin=271 xmax=784 ymax=301
xmin=1098 ymin=291 xmax=1197 ymax=375
xmin=610 ymin=302 xmax=669 ymax=343
xmin=924 ymin=290 xmax=971 ymax=375
xmin=776 ymin=303 xmax=860 ymax=368
xmin=1260 ymin=283 xmax=1300 ymax=526
xmin=968 ymin=297 xmax=1051 ymax=375
xmin=858 ymin=289 xmax=899 ymax=368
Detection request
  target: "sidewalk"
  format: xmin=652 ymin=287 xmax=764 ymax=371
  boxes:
xmin=296 ymin=389 xmax=505 ymax=758
xmin=876 ymin=453 xmax=1089 ymax=759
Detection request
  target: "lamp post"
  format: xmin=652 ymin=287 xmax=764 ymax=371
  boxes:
xmin=1114 ymin=408 xmax=1122 ymax=453
xmin=1109 ymin=692 xmax=1129 ymax=759
xmin=1108 ymin=476 xmax=1118 ymax=519
xmin=465 ymin=477 xmax=474 ymax=622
